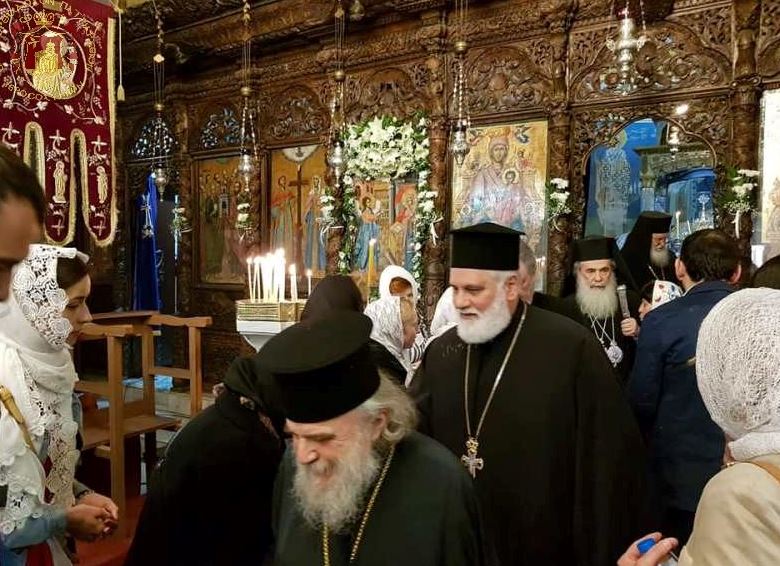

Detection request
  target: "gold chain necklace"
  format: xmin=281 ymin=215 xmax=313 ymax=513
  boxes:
xmin=321 ymin=445 xmax=396 ymax=565
xmin=461 ymin=303 xmax=527 ymax=478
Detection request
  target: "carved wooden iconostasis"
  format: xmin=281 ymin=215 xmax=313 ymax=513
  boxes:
xmin=104 ymin=0 xmax=780 ymax=382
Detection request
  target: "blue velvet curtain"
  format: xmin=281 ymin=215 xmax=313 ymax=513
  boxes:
xmin=133 ymin=174 xmax=162 ymax=311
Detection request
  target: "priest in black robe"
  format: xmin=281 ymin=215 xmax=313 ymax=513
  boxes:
xmin=553 ymin=236 xmax=642 ymax=384
xmin=265 ymin=311 xmax=488 ymax=566
xmin=622 ymin=211 xmax=680 ymax=290
xmin=410 ymin=223 xmax=648 ymax=566
xmin=125 ymin=354 xmax=286 ymax=566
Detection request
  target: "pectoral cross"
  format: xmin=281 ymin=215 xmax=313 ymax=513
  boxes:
xmin=461 ymin=437 xmax=484 ymax=478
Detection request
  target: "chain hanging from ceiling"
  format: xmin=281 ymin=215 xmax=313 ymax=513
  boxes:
xmin=326 ymin=0 xmax=348 ymax=181
xmin=151 ymin=0 xmax=169 ymax=197
xmin=450 ymin=0 xmax=471 ymax=167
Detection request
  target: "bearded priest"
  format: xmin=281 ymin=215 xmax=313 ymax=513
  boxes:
xmin=267 ymin=311 xmax=488 ymax=566
xmin=556 ymin=236 xmax=641 ymax=384
xmin=622 ymin=211 xmax=680 ymax=290
xmin=410 ymin=223 xmax=648 ymax=566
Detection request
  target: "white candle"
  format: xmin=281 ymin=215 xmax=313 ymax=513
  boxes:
xmin=261 ymin=255 xmax=273 ymax=302
xmin=253 ymin=256 xmax=261 ymax=303
xmin=276 ymin=249 xmax=286 ymax=302
xmin=246 ymin=257 xmax=254 ymax=302
xmin=290 ymin=264 xmax=298 ymax=302
xmin=306 ymin=269 xmax=312 ymax=297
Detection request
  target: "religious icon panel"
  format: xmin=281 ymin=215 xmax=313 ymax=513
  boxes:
xmin=194 ymin=155 xmax=247 ymax=286
xmin=759 ymin=89 xmax=780 ymax=263
xmin=451 ymin=121 xmax=548 ymax=285
xmin=349 ymin=177 xmax=418 ymax=277
xmin=269 ymin=145 xmax=329 ymax=278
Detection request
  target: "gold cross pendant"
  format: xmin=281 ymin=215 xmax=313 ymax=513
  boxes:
xmin=460 ymin=436 xmax=484 ymax=478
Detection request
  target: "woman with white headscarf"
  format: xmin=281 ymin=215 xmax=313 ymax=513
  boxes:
xmin=378 ymin=265 xmax=425 ymax=363
xmin=364 ymin=295 xmax=418 ymax=387
xmin=619 ymin=288 xmax=780 ymax=566
xmin=0 ymin=245 xmax=118 ymax=566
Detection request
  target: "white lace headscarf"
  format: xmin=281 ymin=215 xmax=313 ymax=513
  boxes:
xmin=0 ymin=244 xmax=88 ymax=535
xmin=364 ymin=296 xmax=412 ymax=378
xmin=378 ymin=265 xmax=419 ymax=303
xmin=697 ymin=288 xmax=780 ymax=462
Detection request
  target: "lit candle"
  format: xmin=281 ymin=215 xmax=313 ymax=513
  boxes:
xmin=306 ymin=269 xmax=312 ymax=297
xmin=246 ymin=257 xmax=254 ymax=302
xmin=366 ymin=238 xmax=377 ymax=301
xmin=261 ymin=254 xmax=273 ymax=302
xmin=253 ymin=256 xmax=261 ymax=303
xmin=276 ymin=249 xmax=286 ymax=302
xmin=675 ymin=210 xmax=681 ymax=239
xmin=289 ymin=264 xmax=298 ymax=302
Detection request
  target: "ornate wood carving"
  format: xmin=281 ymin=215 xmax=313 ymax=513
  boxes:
xmin=571 ymin=23 xmax=731 ymax=102
xmin=464 ymin=45 xmax=553 ymax=115
xmin=263 ymin=86 xmax=328 ymax=143
xmin=196 ymin=106 xmax=242 ymax=151
xmin=668 ymin=3 xmax=732 ymax=60
xmin=347 ymin=67 xmax=427 ymax=123
xmin=758 ymin=0 xmax=780 ymax=81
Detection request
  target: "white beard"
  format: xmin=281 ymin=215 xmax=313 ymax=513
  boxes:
xmin=456 ymin=285 xmax=512 ymax=344
xmin=576 ymin=274 xmax=619 ymax=320
xmin=292 ymin=429 xmax=381 ymax=534
xmin=650 ymin=247 xmax=670 ymax=268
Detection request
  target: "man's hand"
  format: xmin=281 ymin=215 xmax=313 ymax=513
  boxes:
xmin=66 ymin=504 xmax=111 ymax=541
xmin=617 ymin=533 xmax=678 ymax=566
xmin=621 ymin=317 xmax=640 ymax=338
xmin=78 ymin=492 xmax=119 ymax=535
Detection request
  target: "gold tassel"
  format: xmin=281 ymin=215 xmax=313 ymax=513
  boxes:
xmin=116 ymin=4 xmax=125 ymax=102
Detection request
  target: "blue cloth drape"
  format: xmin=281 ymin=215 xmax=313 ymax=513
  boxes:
xmin=133 ymin=174 xmax=162 ymax=311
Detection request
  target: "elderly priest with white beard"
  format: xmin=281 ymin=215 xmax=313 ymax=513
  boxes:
xmin=266 ymin=311 xmax=489 ymax=566
xmin=555 ymin=236 xmax=642 ymax=384
xmin=410 ymin=223 xmax=648 ymax=566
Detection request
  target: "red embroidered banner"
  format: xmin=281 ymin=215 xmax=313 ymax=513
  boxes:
xmin=0 ymin=0 xmax=116 ymax=246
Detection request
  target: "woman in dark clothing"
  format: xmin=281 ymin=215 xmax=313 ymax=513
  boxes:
xmin=300 ymin=275 xmax=363 ymax=322
xmin=125 ymin=355 xmax=285 ymax=566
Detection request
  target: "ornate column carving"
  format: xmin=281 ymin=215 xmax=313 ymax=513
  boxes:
xmin=419 ymin=11 xmax=448 ymax=323
xmin=727 ymin=0 xmax=762 ymax=254
xmin=173 ymin=101 xmax=193 ymax=315
xmin=112 ymin=115 xmax=130 ymax=309
xmin=543 ymin=4 xmax=574 ymax=295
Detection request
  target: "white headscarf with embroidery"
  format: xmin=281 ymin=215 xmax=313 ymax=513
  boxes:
xmin=0 ymin=244 xmax=87 ymax=535
xmin=697 ymin=288 xmax=780 ymax=462
xmin=364 ymin=296 xmax=412 ymax=378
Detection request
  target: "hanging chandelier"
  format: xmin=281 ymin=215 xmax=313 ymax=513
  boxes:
xmin=327 ymin=0 xmax=347 ymax=181
xmin=450 ymin=0 xmax=471 ymax=167
xmin=237 ymin=0 xmax=259 ymax=189
xmin=151 ymin=1 xmax=168 ymax=197
xmin=605 ymin=0 xmax=648 ymax=95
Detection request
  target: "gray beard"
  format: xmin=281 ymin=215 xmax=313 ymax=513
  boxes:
xmin=650 ymin=248 xmax=670 ymax=268
xmin=292 ymin=431 xmax=380 ymax=534
xmin=456 ymin=286 xmax=512 ymax=344
xmin=576 ymin=275 xmax=619 ymax=320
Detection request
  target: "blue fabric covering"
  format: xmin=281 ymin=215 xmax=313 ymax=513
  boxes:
xmin=133 ymin=174 xmax=162 ymax=311
xmin=123 ymin=375 xmax=174 ymax=391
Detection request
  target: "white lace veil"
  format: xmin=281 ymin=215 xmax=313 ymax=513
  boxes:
xmin=364 ymin=296 xmax=412 ymax=376
xmin=697 ymin=288 xmax=780 ymax=462
xmin=0 ymin=244 xmax=87 ymax=535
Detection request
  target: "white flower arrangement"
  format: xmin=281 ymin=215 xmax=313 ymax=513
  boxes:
xmin=720 ymin=166 xmax=759 ymax=238
xmin=545 ymin=177 xmax=571 ymax=231
xmin=321 ymin=114 xmax=435 ymax=283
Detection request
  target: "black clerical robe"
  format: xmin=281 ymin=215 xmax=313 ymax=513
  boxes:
xmin=554 ymin=292 xmax=640 ymax=385
xmin=125 ymin=392 xmax=283 ymax=566
xmin=629 ymin=249 xmax=681 ymax=291
xmin=272 ymin=431 xmax=488 ymax=566
xmin=410 ymin=305 xmax=648 ymax=566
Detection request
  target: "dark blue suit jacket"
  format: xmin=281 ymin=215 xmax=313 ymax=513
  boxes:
xmin=628 ymin=280 xmax=733 ymax=512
